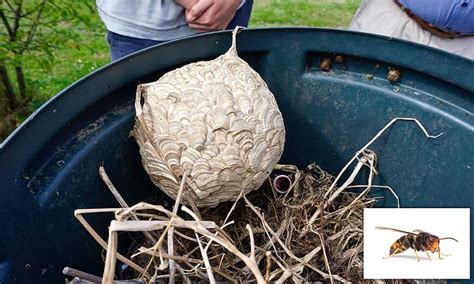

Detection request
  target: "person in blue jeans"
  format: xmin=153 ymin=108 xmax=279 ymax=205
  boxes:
xmin=97 ymin=0 xmax=254 ymax=61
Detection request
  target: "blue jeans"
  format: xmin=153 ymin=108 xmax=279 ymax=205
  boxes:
xmin=107 ymin=0 xmax=254 ymax=61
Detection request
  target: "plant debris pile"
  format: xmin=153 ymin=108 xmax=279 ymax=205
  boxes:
xmin=77 ymin=162 xmax=377 ymax=283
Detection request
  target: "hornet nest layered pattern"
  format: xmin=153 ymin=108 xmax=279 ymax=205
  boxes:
xmin=133 ymin=27 xmax=285 ymax=207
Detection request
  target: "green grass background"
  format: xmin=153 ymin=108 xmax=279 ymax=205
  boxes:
xmin=25 ymin=0 xmax=361 ymax=112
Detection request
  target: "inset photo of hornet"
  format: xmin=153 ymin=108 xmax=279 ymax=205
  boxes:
xmin=376 ymin=226 xmax=459 ymax=261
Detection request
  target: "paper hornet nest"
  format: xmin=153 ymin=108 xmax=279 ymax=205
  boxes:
xmin=132 ymin=27 xmax=285 ymax=207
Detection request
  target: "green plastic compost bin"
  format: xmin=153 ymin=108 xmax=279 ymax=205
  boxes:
xmin=0 ymin=28 xmax=473 ymax=282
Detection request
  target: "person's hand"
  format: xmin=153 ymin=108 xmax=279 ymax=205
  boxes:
xmin=175 ymin=0 xmax=198 ymax=11
xmin=186 ymin=0 xmax=241 ymax=32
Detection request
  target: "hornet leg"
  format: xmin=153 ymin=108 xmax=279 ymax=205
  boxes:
xmin=425 ymin=251 xmax=431 ymax=261
xmin=437 ymin=248 xmax=451 ymax=259
xmin=413 ymin=250 xmax=420 ymax=262
xmin=438 ymin=247 xmax=451 ymax=259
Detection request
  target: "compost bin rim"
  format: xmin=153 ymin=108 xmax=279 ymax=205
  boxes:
xmin=1 ymin=27 xmax=473 ymax=150
xmin=0 ymin=27 xmax=473 ymax=284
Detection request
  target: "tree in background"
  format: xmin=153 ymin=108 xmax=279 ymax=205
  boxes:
xmin=0 ymin=0 xmax=93 ymax=141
